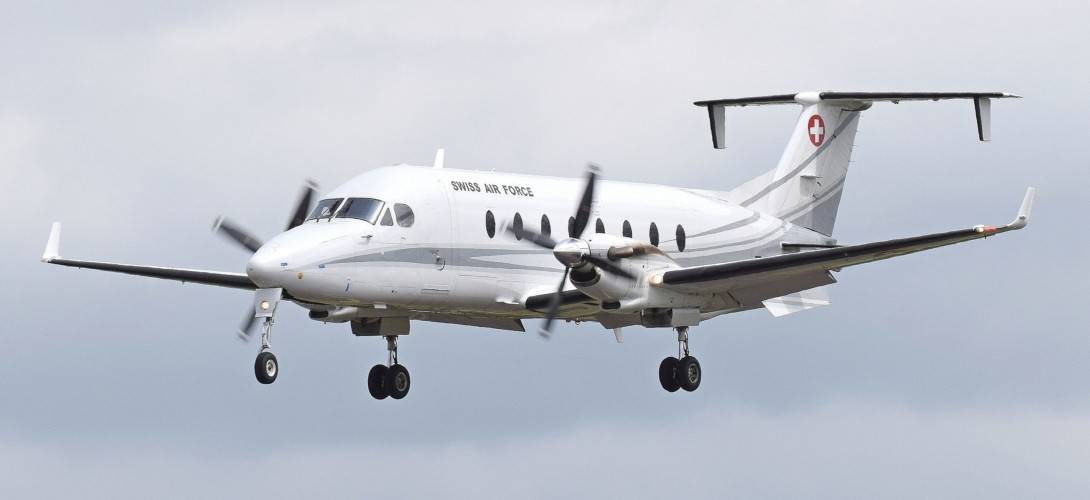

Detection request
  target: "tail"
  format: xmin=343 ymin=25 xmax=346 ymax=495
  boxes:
xmin=695 ymin=91 xmax=1020 ymax=236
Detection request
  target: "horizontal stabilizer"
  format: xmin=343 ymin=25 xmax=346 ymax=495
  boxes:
xmin=694 ymin=91 xmax=1020 ymax=148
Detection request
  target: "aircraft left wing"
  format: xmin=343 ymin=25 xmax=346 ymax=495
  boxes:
xmin=41 ymin=222 xmax=257 ymax=290
xmin=655 ymin=188 xmax=1035 ymax=297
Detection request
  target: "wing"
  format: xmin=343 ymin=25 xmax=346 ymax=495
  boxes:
xmin=41 ymin=222 xmax=256 ymax=290
xmin=656 ymin=188 xmax=1035 ymax=299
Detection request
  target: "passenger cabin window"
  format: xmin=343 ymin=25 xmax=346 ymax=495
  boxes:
xmin=308 ymin=198 xmax=344 ymax=220
xmin=336 ymin=197 xmax=385 ymax=224
xmin=513 ymin=213 xmax=524 ymax=240
xmin=649 ymin=222 xmax=659 ymax=246
xmin=393 ymin=203 xmax=415 ymax=227
xmin=541 ymin=215 xmax=551 ymax=237
xmin=485 ymin=210 xmax=496 ymax=238
xmin=676 ymin=224 xmax=686 ymax=252
xmin=379 ymin=207 xmax=394 ymax=226
xmin=622 ymin=220 xmax=632 ymax=238
xmin=595 ymin=218 xmax=605 ymax=234
xmin=568 ymin=217 xmax=576 ymax=237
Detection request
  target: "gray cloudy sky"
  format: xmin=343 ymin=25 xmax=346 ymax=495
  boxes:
xmin=2 ymin=0 xmax=1088 ymax=498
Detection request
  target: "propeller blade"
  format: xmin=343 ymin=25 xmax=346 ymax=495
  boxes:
xmin=540 ymin=267 xmax=570 ymax=338
xmin=507 ymin=225 xmax=557 ymax=250
xmin=286 ymin=179 xmax=319 ymax=230
xmin=212 ymin=216 xmax=264 ymax=253
xmin=585 ymin=254 xmax=636 ymax=280
xmin=571 ymin=164 xmax=599 ymax=238
xmin=237 ymin=308 xmax=258 ymax=342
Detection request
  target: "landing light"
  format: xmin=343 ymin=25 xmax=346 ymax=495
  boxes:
xmin=649 ymin=274 xmax=663 ymax=286
xmin=260 ymin=300 xmax=271 ymax=311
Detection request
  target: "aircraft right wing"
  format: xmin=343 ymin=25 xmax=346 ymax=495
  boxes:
xmin=655 ymin=188 xmax=1035 ymax=298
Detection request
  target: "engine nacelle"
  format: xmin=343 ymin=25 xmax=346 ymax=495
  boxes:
xmin=568 ymin=234 xmax=678 ymax=308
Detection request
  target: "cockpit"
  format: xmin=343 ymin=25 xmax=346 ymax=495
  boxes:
xmin=306 ymin=197 xmax=415 ymax=227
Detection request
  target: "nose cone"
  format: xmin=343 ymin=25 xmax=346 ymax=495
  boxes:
xmin=247 ymin=243 xmax=285 ymax=288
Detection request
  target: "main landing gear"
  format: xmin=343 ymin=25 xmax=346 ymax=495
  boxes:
xmin=659 ymin=327 xmax=701 ymax=393
xmin=367 ymin=335 xmax=411 ymax=400
xmin=254 ymin=317 xmax=279 ymax=384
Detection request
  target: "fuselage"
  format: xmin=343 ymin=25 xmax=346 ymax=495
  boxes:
xmin=246 ymin=165 xmax=829 ymax=320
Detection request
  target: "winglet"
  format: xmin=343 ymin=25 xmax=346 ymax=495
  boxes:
xmin=1008 ymin=187 xmax=1036 ymax=230
xmin=42 ymin=222 xmax=62 ymax=262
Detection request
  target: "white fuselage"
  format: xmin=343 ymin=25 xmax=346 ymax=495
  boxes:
xmin=246 ymin=165 xmax=827 ymax=322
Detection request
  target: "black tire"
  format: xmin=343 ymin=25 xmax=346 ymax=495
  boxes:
xmin=677 ymin=356 xmax=701 ymax=392
xmin=659 ymin=357 xmax=680 ymax=392
xmin=384 ymin=364 xmax=411 ymax=400
xmin=367 ymin=364 xmax=389 ymax=400
xmin=254 ymin=351 xmax=278 ymax=385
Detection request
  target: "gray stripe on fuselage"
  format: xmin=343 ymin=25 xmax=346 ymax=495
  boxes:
xmin=317 ymin=239 xmax=790 ymax=274
xmin=687 ymin=213 xmax=762 ymax=238
xmin=326 ymin=247 xmax=564 ymax=273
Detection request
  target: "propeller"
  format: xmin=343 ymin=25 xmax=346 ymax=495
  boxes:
xmin=507 ymin=164 xmax=634 ymax=338
xmin=212 ymin=179 xmax=319 ymax=340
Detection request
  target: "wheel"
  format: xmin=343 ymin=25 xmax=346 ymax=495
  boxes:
xmin=384 ymin=364 xmax=411 ymax=399
xmin=254 ymin=351 xmax=278 ymax=384
xmin=659 ymin=357 xmax=680 ymax=392
xmin=367 ymin=364 xmax=389 ymax=400
xmin=677 ymin=356 xmax=701 ymax=392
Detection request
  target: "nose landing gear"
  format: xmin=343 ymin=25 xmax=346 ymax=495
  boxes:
xmin=367 ymin=335 xmax=411 ymax=400
xmin=254 ymin=317 xmax=279 ymax=384
xmin=659 ymin=326 xmax=701 ymax=392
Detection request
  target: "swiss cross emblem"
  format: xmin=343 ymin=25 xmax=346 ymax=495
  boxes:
xmin=807 ymin=114 xmax=825 ymax=146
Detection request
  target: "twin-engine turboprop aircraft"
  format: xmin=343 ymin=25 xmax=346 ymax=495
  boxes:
xmin=42 ymin=91 xmax=1034 ymax=400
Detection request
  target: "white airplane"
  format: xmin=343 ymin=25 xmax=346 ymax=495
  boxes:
xmin=41 ymin=91 xmax=1034 ymax=400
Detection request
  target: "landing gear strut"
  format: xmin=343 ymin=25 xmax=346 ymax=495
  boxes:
xmin=368 ymin=335 xmax=411 ymax=400
xmin=659 ymin=326 xmax=701 ymax=392
xmin=254 ymin=317 xmax=278 ymax=384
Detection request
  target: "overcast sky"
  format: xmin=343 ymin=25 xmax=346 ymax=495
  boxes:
xmin=2 ymin=0 xmax=1089 ymax=498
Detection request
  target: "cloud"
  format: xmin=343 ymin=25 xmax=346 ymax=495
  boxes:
xmin=3 ymin=402 xmax=1087 ymax=500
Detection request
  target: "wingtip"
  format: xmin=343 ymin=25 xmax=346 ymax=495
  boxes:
xmin=1009 ymin=187 xmax=1036 ymax=229
xmin=41 ymin=222 xmax=62 ymax=262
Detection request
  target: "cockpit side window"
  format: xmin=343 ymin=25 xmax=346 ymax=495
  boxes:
xmin=336 ymin=198 xmax=385 ymax=224
xmin=380 ymin=207 xmax=394 ymax=226
xmin=393 ymin=203 xmax=415 ymax=227
xmin=308 ymin=198 xmax=344 ymax=220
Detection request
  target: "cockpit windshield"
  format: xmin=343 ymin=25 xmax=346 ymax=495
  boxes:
xmin=336 ymin=198 xmax=385 ymax=224
xmin=308 ymin=198 xmax=344 ymax=220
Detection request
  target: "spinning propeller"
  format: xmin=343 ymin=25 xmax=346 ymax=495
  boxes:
xmin=507 ymin=164 xmax=634 ymax=337
xmin=212 ymin=179 xmax=318 ymax=340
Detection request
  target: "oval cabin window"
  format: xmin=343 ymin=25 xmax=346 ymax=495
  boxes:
xmin=595 ymin=218 xmax=605 ymax=234
xmin=622 ymin=220 xmax=632 ymax=238
xmin=485 ymin=210 xmax=496 ymax=238
xmin=513 ymin=213 xmax=523 ymax=241
xmin=541 ymin=214 xmax=551 ymax=237
xmin=649 ymin=222 xmax=659 ymax=246
xmin=676 ymin=224 xmax=686 ymax=252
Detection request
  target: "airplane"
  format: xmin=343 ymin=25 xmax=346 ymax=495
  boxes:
xmin=41 ymin=91 xmax=1035 ymax=400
